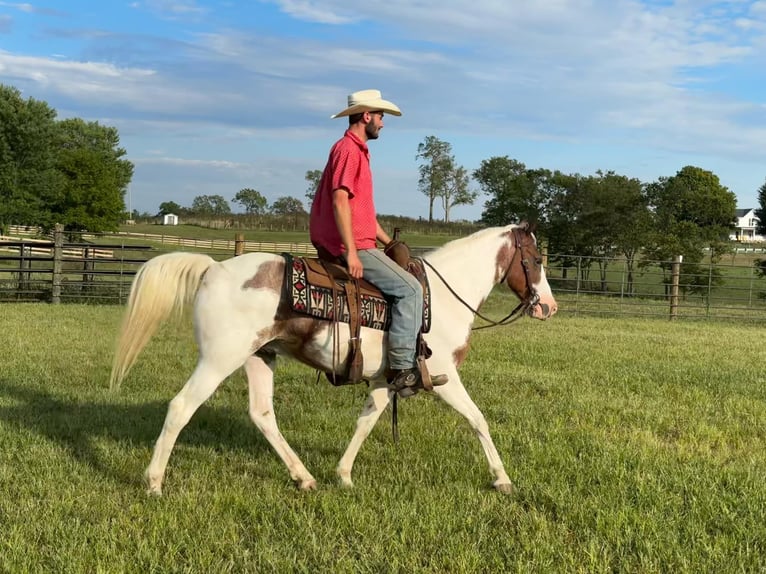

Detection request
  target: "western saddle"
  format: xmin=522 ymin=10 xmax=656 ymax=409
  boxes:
xmin=286 ymin=238 xmax=435 ymax=389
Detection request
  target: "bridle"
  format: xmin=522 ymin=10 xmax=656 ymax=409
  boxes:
xmin=421 ymin=227 xmax=541 ymax=331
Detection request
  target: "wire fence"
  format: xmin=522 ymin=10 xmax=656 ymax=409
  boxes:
xmin=545 ymin=253 xmax=766 ymax=322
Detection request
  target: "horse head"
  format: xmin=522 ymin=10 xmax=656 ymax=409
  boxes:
xmin=500 ymin=222 xmax=557 ymax=320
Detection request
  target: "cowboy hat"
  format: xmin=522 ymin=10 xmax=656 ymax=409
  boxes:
xmin=331 ymin=89 xmax=402 ymax=119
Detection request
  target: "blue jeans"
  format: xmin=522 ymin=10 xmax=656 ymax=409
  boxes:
xmin=356 ymin=249 xmax=422 ymax=370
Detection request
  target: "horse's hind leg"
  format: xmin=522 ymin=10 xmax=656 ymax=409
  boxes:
xmin=434 ymin=371 xmax=514 ymax=494
xmin=145 ymin=357 xmax=242 ymax=495
xmin=245 ymin=353 xmax=317 ymax=490
xmin=336 ymin=384 xmax=391 ymax=488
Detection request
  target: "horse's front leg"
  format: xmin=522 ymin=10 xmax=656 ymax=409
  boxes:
xmin=434 ymin=372 xmax=514 ymax=494
xmin=336 ymin=383 xmax=391 ymax=488
xmin=245 ymin=354 xmax=317 ymax=490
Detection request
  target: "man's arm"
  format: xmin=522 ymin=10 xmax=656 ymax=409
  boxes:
xmin=375 ymin=220 xmax=392 ymax=246
xmin=332 ymin=188 xmax=363 ymax=279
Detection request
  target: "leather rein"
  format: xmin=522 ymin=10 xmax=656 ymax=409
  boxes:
xmin=421 ymin=230 xmax=540 ymax=331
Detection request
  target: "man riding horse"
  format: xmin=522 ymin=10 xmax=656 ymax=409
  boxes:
xmin=308 ymin=89 xmax=447 ymax=398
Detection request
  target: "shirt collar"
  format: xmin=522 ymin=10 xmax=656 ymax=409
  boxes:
xmin=344 ymin=129 xmax=369 ymax=155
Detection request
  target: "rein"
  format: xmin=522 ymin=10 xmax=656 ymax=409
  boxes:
xmin=420 ymin=257 xmax=535 ymax=330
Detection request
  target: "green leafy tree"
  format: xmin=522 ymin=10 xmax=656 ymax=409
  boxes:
xmin=190 ymin=194 xmax=231 ymax=216
xmin=232 ymin=188 xmax=268 ymax=215
xmin=270 ymin=196 xmax=307 ymax=216
xmin=441 ymin=165 xmax=476 ymax=223
xmin=158 ymin=201 xmax=183 ymax=216
xmin=416 ymin=136 xmax=452 ymax=223
xmin=546 ymin=171 xmax=591 ymax=278
xmin=575 ymin=171 xmax=649 ymax=293
xmin=754 ymin=178 xmax=766 ymax=236
xmin=644 ymin=166 xmax=737 ymax=296
xmin=49 ymin=118 xmax=133 ymax=233
xmin=304 ymin=169 xmax=322 ymax=205
xmin=0 ymin=84 xmax=60 ymax=230
xmin=475 ymin=157 xmax=551 ymax=227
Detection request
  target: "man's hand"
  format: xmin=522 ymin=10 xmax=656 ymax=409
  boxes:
xmin=346 ymin=250 xmax=363 ymax=279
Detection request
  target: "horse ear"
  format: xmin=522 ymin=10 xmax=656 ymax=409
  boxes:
xmin=527 ymin=221 xmax=538 ymax=235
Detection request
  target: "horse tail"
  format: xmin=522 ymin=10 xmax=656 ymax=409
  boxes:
xmin=110 ymin=252 xmax=215 ymax=390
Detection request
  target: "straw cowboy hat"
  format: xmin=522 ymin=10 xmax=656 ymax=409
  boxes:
xmin=331 ymin=89 xmax=402 ymax=119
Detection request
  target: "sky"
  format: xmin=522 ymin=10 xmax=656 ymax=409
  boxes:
xmin=0 ymin=0 xmax=765 ymax=221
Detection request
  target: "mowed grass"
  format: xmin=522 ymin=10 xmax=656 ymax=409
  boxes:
xmin=1 ymin=298 xmax=765 ymax=573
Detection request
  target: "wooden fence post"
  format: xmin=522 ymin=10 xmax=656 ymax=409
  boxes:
xmin=669 ymin=254 xmax=683 ymax=320
xmin=82 ymin=247 xmax=94 ymax=292
xmin=18 ymin=244 xmax=30 ymax=295
xmin=234 ymin=233 xmax=245 ymax=256
xmin=51 ymin=224 xmax=64 ymax=304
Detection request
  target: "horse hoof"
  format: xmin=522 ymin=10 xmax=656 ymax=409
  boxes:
xmin=298 ymin=479 xmax=317 ymax=491
xmin=337 ymin=474 xmax=354 ymax=488
xmin=494 ymin=481 xmax=514 ymax=495
xmin=145 ymin=485 xmax=163 ymax=497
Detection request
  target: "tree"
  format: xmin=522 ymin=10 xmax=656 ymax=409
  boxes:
xmin=0 ymin=85 xmax=134 ymax=233
xmin=190 ymin=194 xmax=231 ymax=216
xmin=644 ymin=165 xmax=737 ymax=296
xmin=158 ymin=201 xmax=182 ymax=216
xmin=232 ymin=188 xmax=268 ymax=215
xmin=475 ymin=157 xmax=551 ymax=227
xmin=575 ymin=171 xmax=649 ymax=292
xmin=0 ymin=84 xmax=60 ymax=230
xmin=755 ymin=178 xmax=766 ymax=236
xmin=416 ymin=136 xmax=452 ymax=223
xmin=304 ymin=169 xmax=322 ymax=205
xmin=441 ymin=165 xmax=477 ymax=223
xmin=49 ymin=118 xmax=133 ymax=233
xmin=270 ymin=196 xmax=307 ymax=216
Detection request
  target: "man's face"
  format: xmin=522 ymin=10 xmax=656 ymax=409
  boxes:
xmin=365 ymin=111 xmax=384 ymax=140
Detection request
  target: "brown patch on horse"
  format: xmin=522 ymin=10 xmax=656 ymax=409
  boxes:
xmin=265 ymin=310 xmax=330 ymax=371
xmin=242 ymin=259 xmax=284 ymax=292
xmin=453 ymin=341 xmax=470 ymax=367
xmin=495 ymin=231 xmax=515 ymax=283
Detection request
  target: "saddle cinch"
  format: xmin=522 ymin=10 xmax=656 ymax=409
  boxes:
xmin=282 ymin=240 xmax=434 ymax=387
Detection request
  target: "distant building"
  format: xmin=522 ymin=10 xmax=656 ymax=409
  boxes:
xmin=731 ymin=208 xmax=763 ymax=242
xmin=163 ymin=213 xmax=179 ymax=226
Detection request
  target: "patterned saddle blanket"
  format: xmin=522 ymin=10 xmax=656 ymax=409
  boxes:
xmin=283 ymin=253 xmax=431 ymax=333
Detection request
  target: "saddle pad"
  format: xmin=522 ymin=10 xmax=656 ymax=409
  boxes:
xmin=283 ymin=254 xmax=431 ymax=332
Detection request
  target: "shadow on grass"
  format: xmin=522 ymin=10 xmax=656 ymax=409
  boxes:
xmin=0 ymin=378 xmax=275 ymax=486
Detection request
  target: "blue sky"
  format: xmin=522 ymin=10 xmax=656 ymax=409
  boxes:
xmin=1 ymin=0 xmax=765 ymax=221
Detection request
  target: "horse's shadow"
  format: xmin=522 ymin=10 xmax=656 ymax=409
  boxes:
xmin=0 ymin=377 xmax=273 ymax=487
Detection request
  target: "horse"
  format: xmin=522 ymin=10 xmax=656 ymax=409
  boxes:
xmin=110 ymin=222 xmax=558 ymax=495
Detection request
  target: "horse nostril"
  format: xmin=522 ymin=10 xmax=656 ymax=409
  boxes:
xmin=539 ymin=303 xmax=550 ymax=316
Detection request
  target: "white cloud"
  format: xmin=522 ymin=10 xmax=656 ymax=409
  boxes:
xmin=140 ymin=0 xmax=206 ymax=17
xmin=272 ymin=0 xmax=356 ymax=24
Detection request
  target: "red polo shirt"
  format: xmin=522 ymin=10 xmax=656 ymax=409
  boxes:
xmin=309 ymin=130 xmax=378 ymax=257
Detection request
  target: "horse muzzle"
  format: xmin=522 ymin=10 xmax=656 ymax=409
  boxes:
xmin=527 ymin=296 xmax=557 ymax=320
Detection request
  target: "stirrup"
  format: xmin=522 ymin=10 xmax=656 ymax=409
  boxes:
xmin=389 ymin=368 xmax=448 ymax=398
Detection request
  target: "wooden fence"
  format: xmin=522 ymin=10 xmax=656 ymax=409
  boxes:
xmin=0 ymin=226 xmax=316 ymax=304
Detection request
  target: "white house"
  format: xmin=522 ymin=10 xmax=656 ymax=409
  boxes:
xmin=731 ymin=208 xmax=764 ymax=242
xmin=162 ymin=213 xmax=179 ymax=226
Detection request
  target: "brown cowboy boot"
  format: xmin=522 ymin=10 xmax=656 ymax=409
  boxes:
xmin=389 ymin=368 xmax=448 ymax=398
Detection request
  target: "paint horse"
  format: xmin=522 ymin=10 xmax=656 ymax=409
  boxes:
xmin=110 ymin=222 xmax=557 ymax=494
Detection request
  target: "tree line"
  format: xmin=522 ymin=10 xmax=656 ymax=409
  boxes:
xmin=156 ymin=190 xmax=307 ymax=219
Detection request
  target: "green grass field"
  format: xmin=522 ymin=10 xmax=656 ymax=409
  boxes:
xmin=1 ymin=298 xmax=764 ymax=572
